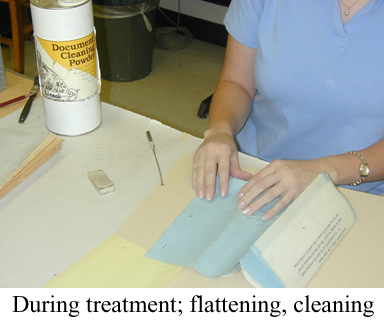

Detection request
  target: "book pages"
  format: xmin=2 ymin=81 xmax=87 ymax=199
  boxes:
xmin=249 ymin=173 xmax=356 ymax=288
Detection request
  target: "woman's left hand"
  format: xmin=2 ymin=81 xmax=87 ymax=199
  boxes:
xmin=237 ymin=159 xmax=322 ymax=220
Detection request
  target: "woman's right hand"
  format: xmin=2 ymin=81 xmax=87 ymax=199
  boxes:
xmin=192 ymin=129 xmax=252 ymax=201
xmin=192 ymin=35 xmax=257 ymax=201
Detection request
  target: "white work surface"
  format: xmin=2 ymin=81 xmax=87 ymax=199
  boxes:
xmin=0 ymin=99 xmax=268 ymax=288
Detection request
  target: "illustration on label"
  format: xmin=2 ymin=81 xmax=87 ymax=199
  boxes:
xmin=34 ymin=32 xmax=100 ymax=103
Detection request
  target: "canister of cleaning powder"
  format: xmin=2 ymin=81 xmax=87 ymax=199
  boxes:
xmin=30 ymin=0 xmax=102 ymax=135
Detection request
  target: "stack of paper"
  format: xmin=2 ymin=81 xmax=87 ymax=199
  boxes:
xmin=0 ymin=129 xmax=63 ymax=200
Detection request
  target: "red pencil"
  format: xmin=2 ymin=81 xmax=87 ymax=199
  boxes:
xmin=0 ymin=93 xmax=33 ymax=109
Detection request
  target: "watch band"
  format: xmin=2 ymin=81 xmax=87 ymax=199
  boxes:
xmin=346 ymin=151 xmax=370 ymax=186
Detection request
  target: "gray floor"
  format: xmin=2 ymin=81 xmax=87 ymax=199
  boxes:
xmin=1 ymin=36 xmax=225 ymax=138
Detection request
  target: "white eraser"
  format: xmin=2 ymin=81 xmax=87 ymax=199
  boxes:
xmin=88 ymin=170 xmax=115 ymax=195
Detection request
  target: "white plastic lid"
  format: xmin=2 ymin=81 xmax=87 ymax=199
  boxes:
xmin=31 ymin=0 xmax=89 ymax=8
xmin=58 ymin=0 xmax=88 ymax=6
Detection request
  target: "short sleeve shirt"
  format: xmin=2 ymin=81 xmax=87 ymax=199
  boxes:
xmin=224 ymin=0 xmax=384 ymax=194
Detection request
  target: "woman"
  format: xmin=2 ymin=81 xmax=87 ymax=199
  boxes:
xmin=192 ymin=0 xmax=384 ymax=220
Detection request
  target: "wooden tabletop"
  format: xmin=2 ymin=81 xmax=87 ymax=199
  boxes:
xmin=0 ymin=70 xmax=40 ymax=119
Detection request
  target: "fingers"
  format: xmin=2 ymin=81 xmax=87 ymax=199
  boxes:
xmin=237 ymin=163 xmax=288 ymax=219
xmin=217 ymin=146 xmax=251 ymax=197
xmin=192 ymin=142 xmax=226 ymax=201
xmin=203 ymin=149 xmax=221 ymax=201
xmin=261 ymin=191 xmax=295 ymax=220
xmin=192 ymin=150 xmax=214 ymax=199
xmin=192 ymin=135 xmax=245 ymax=201
xmin=231 ymin=156 xmax=252 ymax=182
xmin=237 ymin=172 xmax=277 ymax=212
xmin=237 ymin=164 xmax=275 ymax=201
xmin=240 ymin=184 xmax=294 ymax=220
xmin=236 ymin=160 xmax=318 ymax=220
xmin=217 ymin=156 xmax=231 ymax=198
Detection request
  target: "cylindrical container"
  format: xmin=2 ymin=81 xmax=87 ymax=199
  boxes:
xmin=30 ymin=0 xmax=102 ymax=136
xmin=93 ymin=0 xmax=158 ymax=81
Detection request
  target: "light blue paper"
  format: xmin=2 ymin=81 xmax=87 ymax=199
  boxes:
xmin=145 ymin=177 xmax=285 ymax=278
xmin=240 ymin=248 xmax=285 ymax=288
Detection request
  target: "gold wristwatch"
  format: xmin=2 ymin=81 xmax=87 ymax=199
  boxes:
xmin=346 ymin=151 xmax=370 ymax=186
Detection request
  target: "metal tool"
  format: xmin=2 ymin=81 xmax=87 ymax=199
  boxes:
xmin=146 ymin=131 xmax=164 ymax=186
xmin=19 ymin=75 xmax=39 ymax=123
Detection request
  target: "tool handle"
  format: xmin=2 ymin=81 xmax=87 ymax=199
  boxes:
xmin=19 ymin=93 xmax=36 ymax=123
xmin=146 ymin=130 xmax=155 ymax=149
xmin=0 ymin=95 xmax=29 ymax=108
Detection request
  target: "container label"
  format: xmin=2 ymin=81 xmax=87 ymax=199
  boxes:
xmin=34 ymin=31 xmax=100 ymax=102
